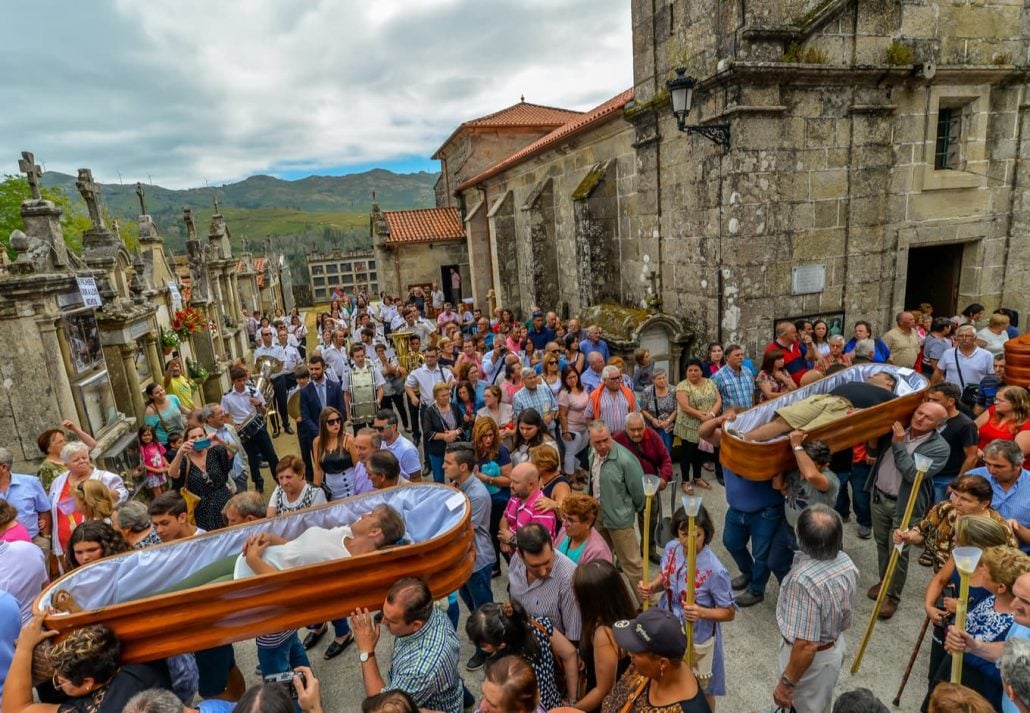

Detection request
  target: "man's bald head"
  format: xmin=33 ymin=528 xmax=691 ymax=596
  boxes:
xmin=510 ymin=462 xmax=541 ymax=499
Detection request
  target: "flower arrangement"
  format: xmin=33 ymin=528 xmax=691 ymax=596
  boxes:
xmin=160 ymin=327 xmax=181 ymax=351
xmin=222 ymin=314 xmax=237 ymax=331
xmin=186 ymin=357 xmax=209 ymax=383
xmin=172 ymin=307 xmax=206 ymax=340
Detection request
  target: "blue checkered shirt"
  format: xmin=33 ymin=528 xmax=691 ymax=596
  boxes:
xmin=711 ymin=364 xmax=756 ymax=410
xmin=512 ymin=384 xmax=558 ymax=423
xmin=387 ymin=606 xmax=462 ymax=713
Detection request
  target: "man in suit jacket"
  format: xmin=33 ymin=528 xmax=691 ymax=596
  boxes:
xmin=299 ymin=356 xmax=348 ymax=481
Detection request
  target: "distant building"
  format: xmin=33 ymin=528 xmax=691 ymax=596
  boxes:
xmin=370 ymin=205 xmax=468 ymax=304
xmin=306 ymin=250 xmax=379 ymax=302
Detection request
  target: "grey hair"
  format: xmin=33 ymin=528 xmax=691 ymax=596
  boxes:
xmin=895 ymin=311 xmax=910 ymax=325
xmin=1002 ymin=638 xmax=1030 ymax=707
xmin=775 ymin=321 xmax=794 ymax=337
xmin=520 ymin=367 xmax=537 ymax=381
xmin=199 ymin=403 xmax=218 ymax=423
xmin=0 ymin=447 xmax=12 ymax=469
xmin=653 ymin=368 xmax=667 ymax=378
xmin=223 ymin=491 xmax=266 ymax=521
xmin=587 ymin=420 xmax=610 ymax=435
xmin=829 ymin=334 xmax=846 ymax=345
xmin=123 ymin=688 xmax=183 ymax=713
xmin=955 ymin=323 xmax=976 ymax=335
xmin=984 ymin=439 xmax=1026 ymax=469
xmin=114 ymin=501 xmax=152 ymax=533
xmin=60 ymin=441 xmax=91 ymax=464
xmin=587 ymin=351 xmax=604 ymax=365
xmin=601 ymin=365 xmax=621 ymax=380
xmin=853 ymin=338 xmax=875 ymax=357
xmin=797 ymin=504 xmax=843 ymax=561
xmin=831 ymin=688 xmax=889 ymax=713
xmin=625 ymin=412 xmax=646 ymax=427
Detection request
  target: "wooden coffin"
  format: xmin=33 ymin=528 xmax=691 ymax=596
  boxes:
xmin=719 ymin=364 xmax=929 ymax=481
xmin=35 ymin=484 xmax=474 ymax=663
xmin=1005 ymin=334 xmax=1030 ymax=387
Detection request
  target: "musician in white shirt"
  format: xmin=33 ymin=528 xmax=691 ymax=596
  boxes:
xmin=220 ymin=365 xmax=279 ymax=492
xmin=322 ymin=329 xmax=351 ymax=385
xmin=348 ymin=344 xmax=386 ymax=431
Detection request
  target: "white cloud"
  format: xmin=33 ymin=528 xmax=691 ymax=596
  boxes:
xmin=0 ymin=0 xmax=631 ymax=188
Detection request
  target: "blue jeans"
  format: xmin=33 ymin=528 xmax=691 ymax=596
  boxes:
xmin=428 ymin=452 xmax=445 ymax=484
xmin=257 ymin=632 xmax=310 ymax=677
xmin=722 ymin=504 xmax=784 ymax=596
xmin=850 ymin=462 xmax=873 ymax=528
xmin=459 ymin=565 xmax=495 ymax=656
xmin=656 ymin=428 xmax=673 ymax=455
xmin=446 ymin=592 xmax=460 ymax=629
xmin=931 ymin=474 xmax=953 ymax=504
xmin=768 ymin=521 xmax=798 ymax=583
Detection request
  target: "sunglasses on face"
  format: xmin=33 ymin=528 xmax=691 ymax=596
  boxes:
xmin=326 ymin=418 xmax=342 ymax=425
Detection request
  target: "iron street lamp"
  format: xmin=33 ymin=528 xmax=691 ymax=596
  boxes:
xmin=666 ymin=68 xmax=730 ymax=150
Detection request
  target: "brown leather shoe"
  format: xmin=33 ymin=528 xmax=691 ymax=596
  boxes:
xmin=867 ymin=582 xmax=882 ymax=601
xmin=877 ymin=598 xmax=898 ymax=620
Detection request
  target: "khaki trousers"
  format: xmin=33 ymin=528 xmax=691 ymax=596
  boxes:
xmin=777 ymin=637 xmax=844 ymax=713
xmin=599 ymin=524 xmax=644 ymax=605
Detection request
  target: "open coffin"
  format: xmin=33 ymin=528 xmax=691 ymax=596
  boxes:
xmin=719 ymin=364 xmax=930 ymax=481
xmin=35 ymin=483 xmax=474 ymax=663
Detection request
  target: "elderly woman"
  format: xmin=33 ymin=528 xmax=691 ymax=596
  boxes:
xmin=167 ymin=424 xmax=233 ymax=532
xmin=816 ymin=334 xmax=852 ymax=371
xmin=555 ymin=493 xmax=612 ymax=565
xmin=422 ymin=382 xmax=465 ymax=484
xmin=641 ymin=369 xmax=677 ymax=455
xmin=3 ymin=619 xmax=171 ymax=713
xmin=112 ymin=500 xmax=162 ymax=549
xmin=976 ymin=313 xmax=1011 ymax=357
xmin=48 ymin=442 xmax=127 ymax=567
xmin=35 ymin=421 xmax=96 ymax=493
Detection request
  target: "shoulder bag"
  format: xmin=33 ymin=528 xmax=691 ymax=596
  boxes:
xmin=952 ymin=348 xmax=979 ymax=407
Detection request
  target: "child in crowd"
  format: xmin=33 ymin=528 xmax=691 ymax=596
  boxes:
xmin=137 ymin=425 xmax=169 ymax=496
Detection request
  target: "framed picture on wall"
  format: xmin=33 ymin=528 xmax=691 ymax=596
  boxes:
xmin=62 ymin=310 xmax=105 ymax=377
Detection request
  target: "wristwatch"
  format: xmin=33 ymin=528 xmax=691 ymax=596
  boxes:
xmin=780 ymin=674 xmax=796 ymax=688
xmin=359 ymin=651 xmax=374 ymax=663
xmin=792 ymin=445 xmax=805 ymax=452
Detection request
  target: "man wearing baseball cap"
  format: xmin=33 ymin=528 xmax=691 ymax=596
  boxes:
xmin=606 ymin=608 xmax=712 ymax=711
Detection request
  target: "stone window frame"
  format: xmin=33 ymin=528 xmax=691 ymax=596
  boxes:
xmin=920 ymin=85 xmax=989 ymax=192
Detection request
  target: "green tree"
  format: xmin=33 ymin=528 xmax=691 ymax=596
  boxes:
xmin=0 ymin=175 xmax=138 ymax=258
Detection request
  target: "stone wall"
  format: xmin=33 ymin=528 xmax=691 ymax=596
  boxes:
xmin=436 ymin=128 xmax=562 ymax=208
xmin=376 ymin=241 xmax=469 ymax=297
xmin=462 ymin=117 xmax=639 ymax=319
xmin=630 ymin=0 xmax=1029 ymax=357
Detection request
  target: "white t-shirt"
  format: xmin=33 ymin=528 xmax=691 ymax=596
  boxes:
xmin=936 ymin=346 xmax=995 ymax=388
xmin=976 ymin=327 xmax=1009 ymax=357
xmin=234 ymin=525 xmax=352 ymax=578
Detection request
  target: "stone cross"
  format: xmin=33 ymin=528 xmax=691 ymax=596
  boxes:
xmin=75 ymin=168 xmax=105 ymax=229
xmin=183 ymin=207 xmax=197 ymax=240
xmin=136 ymin=182 xmax=146 ymax=215
xmin=18 ymin=151 xmax=43 ymax=200
xmin=213 ymin=195 xmax=220 ymax=214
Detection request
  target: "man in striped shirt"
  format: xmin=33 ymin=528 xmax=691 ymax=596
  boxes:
xmin=512 ymin=368 xmax=559 ymax=433
xmin=773 ymin=504 xmax=857 ymax=713
xmin=499 ymin=463 xmax=558 ymax=550
xmin=508 ymin=523 xmax=582 ymax=643
xmin=584 ymin=365 xmax=638 ymax=436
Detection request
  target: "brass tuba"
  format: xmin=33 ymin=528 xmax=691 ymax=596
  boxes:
xmin=253 ymin=355 xmax=284 ymax=405
xmin=389 ymin=330 xmax=424 ymax=376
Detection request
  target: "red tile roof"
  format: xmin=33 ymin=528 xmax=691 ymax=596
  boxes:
xmin=432 ymin=101 xmax=583 ymax=158
xmin=235 ymin=256 xmax=269 ymax=288
xmin=383 ymin=207 xmax=465 ymax=244
xmin=455 ymin=88 xmax=634 ymax=192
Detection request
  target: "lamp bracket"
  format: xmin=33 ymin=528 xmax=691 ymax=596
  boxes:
xmin=679 ymin=122 xmax=731 ymax=149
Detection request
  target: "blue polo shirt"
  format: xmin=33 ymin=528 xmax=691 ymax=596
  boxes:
xmin=0 ymin=473 xmax=50 ymax=538
xmin=723 ymin=467 xmax=784 ymax=513
xmin=580 ymin=338 xmax=611 ymax=363
xmin=527 ymin=325 xmax=555 ymax=351
xmin=968 ymin=466 xmax=1030 ymax=551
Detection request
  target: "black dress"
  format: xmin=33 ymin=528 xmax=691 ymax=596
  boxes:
xmin=183 ymin=445 xmax=232 ymax=531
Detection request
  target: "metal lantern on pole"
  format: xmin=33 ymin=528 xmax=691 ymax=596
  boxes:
xmin=681 ymin=492 xmax=704 ymax=666
xmin=950 ymin=546 xmax=983 ymax=683
xmin=641 ymin=474 xmax=661 ymax=610
xmin=852 ymin=452 xmax=935 ymax=673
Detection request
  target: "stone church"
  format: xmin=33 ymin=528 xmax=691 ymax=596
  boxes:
xmin=428 ymin=0 xmax=1029 ymax=356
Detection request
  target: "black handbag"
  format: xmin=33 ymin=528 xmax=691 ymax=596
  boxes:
xmin=952 ymin=349 xmax=979 ymax=407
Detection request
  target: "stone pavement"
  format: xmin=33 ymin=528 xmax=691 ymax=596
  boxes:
xmin=228 ymin=455 xmax=936 ymax=713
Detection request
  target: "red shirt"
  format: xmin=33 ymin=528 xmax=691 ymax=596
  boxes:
xmin=978 ymin=406 xmax=1030 ymax=468
xmin=614 ymin=429 xmax=673 ymax=483
xmin=766 ymin=340 xmax=807 ymax=385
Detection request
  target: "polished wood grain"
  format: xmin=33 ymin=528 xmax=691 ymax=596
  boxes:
xmin=719 ymin=367 xmax=929 ymax=481
xmin=36 ymin=502 xmax=474 ymax=663
xmin=1005 ymin=335 xmax=1030 ymax=387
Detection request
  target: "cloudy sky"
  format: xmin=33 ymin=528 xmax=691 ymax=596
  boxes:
xmin=1 ymin=1 xmax=632 ymax=189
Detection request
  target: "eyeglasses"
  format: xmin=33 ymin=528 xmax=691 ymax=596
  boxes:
xmin=374 ymin=425 xmax=390 ymax=431
xmin=326 ymin=418 xmax=342 ymax=425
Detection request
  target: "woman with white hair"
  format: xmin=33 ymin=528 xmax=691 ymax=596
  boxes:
xmin=113 ymin=500 xmax=162 ymax=549
xmin=48 ymin=441 xmax=127 ymax=566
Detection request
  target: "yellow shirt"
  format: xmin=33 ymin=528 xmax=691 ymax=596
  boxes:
xmin=166 ymin=375 xmax=195 ymax=410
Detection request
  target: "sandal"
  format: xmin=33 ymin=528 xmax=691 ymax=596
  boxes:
xmin=918 ymin=550 xmax=934 ymax=568
xmin=693 ymin=478 xmax=712 ymax=490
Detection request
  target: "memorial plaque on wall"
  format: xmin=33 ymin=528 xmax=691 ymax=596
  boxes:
xmin=63 ymin=311 xmax=105 ymax=376
xmin=791 ymin=264 xmax=826 ymax=295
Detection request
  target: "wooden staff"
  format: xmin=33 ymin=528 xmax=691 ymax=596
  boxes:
xmin=851 ymin=454 xmax=933 ymax=674
xmin=893 ymin=615 xmax=930 ymax=705
xmin=641 ymin=475 xmax=660 ymax=611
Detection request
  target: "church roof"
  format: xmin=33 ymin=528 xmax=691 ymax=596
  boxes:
xmin=383 ymin=207 xmax=465 ymax=245
xmin=432 ymin=101 xmax=583 ymax=158
xmin=455 ymin=88 xmax=634 ymax=192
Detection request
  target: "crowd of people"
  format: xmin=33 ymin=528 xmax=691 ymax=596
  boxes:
xmin=1 ymin=292 xmax=1029 ymax=713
